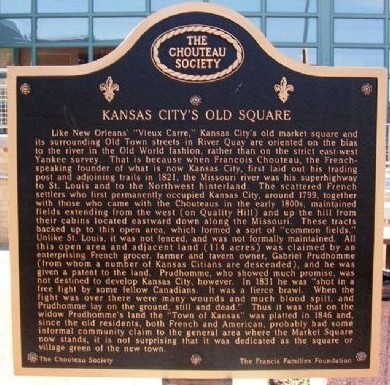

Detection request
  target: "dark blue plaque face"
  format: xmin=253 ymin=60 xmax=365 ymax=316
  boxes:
xmin=9 ymin=3 xmax=386 ymax=378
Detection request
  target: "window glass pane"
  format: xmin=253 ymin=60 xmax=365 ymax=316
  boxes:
xmin=248 ymin=17 xmax=261 ymax=30
xmin=0 ymin=48 xmax=14 ymax=67
xmin=334 ymin=19 xmax=384 ymax=43
xmin=388 ymin=50 xmax=390 ymax=73
xmin=334 ymin=48 xmax=384 ymax=67
xmin=94 ymin=0 xmax=145 ymax=12
xmin=93 ymin=47 xmax=115 ymax=61
xmin=37 ymin=18 xmax=88 ymax=42
xmin=38 ymin=0 xmax=88 ymax=13
xmin=387 ymin=21 xmax=390 ymax=44
xmin=210 ymin=0 xmax=261 ymax=12
xmin=278 ymin=47 xmax=317 ymax=65
xmin=266 ymin=18 xmax=317 ymax=43
xmin=18 ymin=48 xmax=31 ymax=65
xmin=334 ymin=0 xmax=384 ymax=13
xmin=37 ymin=48 xmax=88 ymax=65
xmin=2 ymin=48 xmax=31 ymax=65
xmin=0 ymin=19 xmax=31 ymax=43
xmin=267 ymin=0 xmax=317 ymax=13
xmin=0 ymin=0 xmax=31 ymax=13
xmin=388 ymin=79 xmax=390 ymax=102
xmin=94 ymin=17 xmax=145 ymax=41
xmin=151 ymin=0 xmax=202 ymax=12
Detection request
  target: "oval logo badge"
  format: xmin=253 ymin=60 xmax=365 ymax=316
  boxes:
xmin=151 ymin=25 xmax=244 ymax=83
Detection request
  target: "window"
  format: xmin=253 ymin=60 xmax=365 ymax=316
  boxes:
xmin=37 ymin=18 xmax=88 ymax=42
xmin=93 ymin=17 xmax=145 ymax=42
xmin=334 ymin=0 xmax=384 ymax=14
xmin=93 ymin=0 xmax=146 ymax=12
xmin=334 ymin=19 xmax=384 ymax=44
xmin=0 ymin=49 xmax=13 ymax=67
xmin=0 ymin=0 xmax=31 ymax=14
xmin=248 ymin=17 xmax=261 ymax=29
xmin=18 ymin=48 xmax=31 ymax=65
xmin=278 ymin=47 xmax=317 ymax=65
xmin=266 ymin=0 xmax=317 ymax=13
xmin=210 ymin=0 xmax=261 ymax=12
xmin=37 ymin=0 xmax=88 ymax=13
xmin=151 ymin=0 xmax=202 ymax=12
xmin=37 ymin=47 xmax=87 ymax=65
xmin=266 ymin=17 xmax=317 ymax=43
xmin=93 ymin=47 xmax=115 ymax=61
xmin=0 ymin=19 xmax=31 ymax=43
xmin=0 ymin=48 xmax=31 ymax=66
xmin=334 ymin=48 xmax=384 ymax=67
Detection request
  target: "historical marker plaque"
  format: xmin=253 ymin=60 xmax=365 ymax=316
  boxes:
xmin=8 ymin=3 xmax=386 ymax=379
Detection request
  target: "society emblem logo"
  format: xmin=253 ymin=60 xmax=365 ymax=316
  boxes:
xmin=151 ymin=24 xmax=244 ymax=83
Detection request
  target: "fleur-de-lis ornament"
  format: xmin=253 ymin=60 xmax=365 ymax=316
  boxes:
xmin=274 ymin=77 xmax=294 ymax=103
xmin=99 ymin=76 xmax=120 ymax=102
